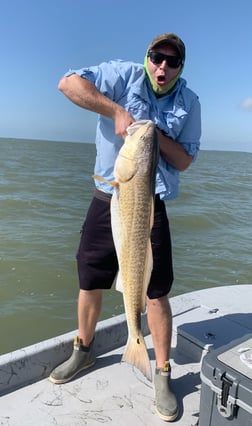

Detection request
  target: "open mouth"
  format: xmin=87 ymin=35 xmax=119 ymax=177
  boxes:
xmin=157 ymin=75 xmax=165 ymax=84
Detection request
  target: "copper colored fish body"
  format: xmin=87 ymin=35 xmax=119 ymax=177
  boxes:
xmin=111 ymin=120 xmax=159 ymax=381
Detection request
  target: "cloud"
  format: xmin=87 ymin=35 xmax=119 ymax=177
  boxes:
xmin=240 ymin=98 xmax=252 ymax=110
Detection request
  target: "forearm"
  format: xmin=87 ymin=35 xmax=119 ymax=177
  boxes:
xmin=58 ymin=74 xmax=124 ymax=119
xmin=58 ymin=74 xmax=134 ymax=138
xmin=157 ymin=129 xmax=193 ymax=171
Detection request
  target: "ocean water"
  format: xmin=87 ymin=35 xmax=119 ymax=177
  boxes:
xmin=1 ymin=137 xmax=251 ymax=355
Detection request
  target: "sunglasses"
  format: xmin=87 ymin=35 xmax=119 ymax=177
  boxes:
xmin=148 ymin=51 xmax=182 ymax=69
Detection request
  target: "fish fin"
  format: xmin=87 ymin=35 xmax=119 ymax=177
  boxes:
xmin=114 ymin=156 xmax=137 ymax=183
xmin=140 ymin=197 xmax=155 ymax=312
xmin=115 ymin=271 xmax=123 ymax=293
xmin=92 ymin=174 xmax=119 ymax=188
xmin=122 ymin=334 xmax=152 ymax=381
xmin=150 ymin=195 xmax=155 ymax=229
xmin=111 ymin=189 xmax=124 ymax=293
xmin=111 ymin=189 xmax=122 ymax=242
xmin=141 ymin=240 xmax=153 ymax=312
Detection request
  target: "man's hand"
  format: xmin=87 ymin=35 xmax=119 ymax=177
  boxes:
xmin=113 ymin=109 xmax=135 ymax=139
xmin=59 ymin=74 xmax=135 ymax=140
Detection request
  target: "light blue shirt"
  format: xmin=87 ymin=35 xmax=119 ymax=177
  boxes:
xmin=65 ymin=60 xmax=201 ymax=200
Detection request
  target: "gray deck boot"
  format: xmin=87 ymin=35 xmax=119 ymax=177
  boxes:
xmin=49 ymin=336 xmax=96 ymax=384
xmin=154 ymin=361 xmax=178 ymax=422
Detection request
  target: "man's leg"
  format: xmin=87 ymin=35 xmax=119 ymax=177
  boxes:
xmin=147 ymin=295 xmax=178 ymax=422
xmin=49 ymin=288 xmax=101 ymax=384
xmin=78 ymin=288 xmax=102 ymax=345
xmin=49 ymin=194 xmax=116 ymax=384
xmin=146 ymin=295 xmax=172 ymax=367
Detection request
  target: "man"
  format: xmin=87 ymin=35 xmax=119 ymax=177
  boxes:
xmin=49 ymin=33 xmax=201 ymax=422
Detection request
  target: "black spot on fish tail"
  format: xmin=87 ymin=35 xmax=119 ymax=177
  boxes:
xmin=122 ymin=334 xmax=152 ymax=381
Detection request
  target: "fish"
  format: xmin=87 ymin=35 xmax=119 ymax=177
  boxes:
xmin=110 ymin=120 xmax=159 ymax=381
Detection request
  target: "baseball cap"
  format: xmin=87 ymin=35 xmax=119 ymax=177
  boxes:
xmin=148 ymin=33 xmax=185 ymax=63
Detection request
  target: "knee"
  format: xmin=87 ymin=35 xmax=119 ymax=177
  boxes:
xmin=146 ymin=295 xmax=170 ymax=310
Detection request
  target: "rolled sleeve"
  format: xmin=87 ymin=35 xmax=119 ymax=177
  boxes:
xmin=179 ymin=97 xmax=201 ymax=160
xmin=64 ymin=61 xmax=144 ymax=103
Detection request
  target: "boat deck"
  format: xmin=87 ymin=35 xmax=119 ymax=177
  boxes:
xmin=1 ymin=285 xmax=252 ymax=425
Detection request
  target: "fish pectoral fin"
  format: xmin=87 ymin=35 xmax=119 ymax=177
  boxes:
xmin=114 ymin=156 xmax=137 ymax=183
xmin=122 ymin=334 xmax=152 ymax=381
xmin=93 ymin=174 xmax=119 ymax=188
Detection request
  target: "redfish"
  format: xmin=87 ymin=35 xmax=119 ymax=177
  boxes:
xmin=111 ymin=120 xmax=159 ymax=381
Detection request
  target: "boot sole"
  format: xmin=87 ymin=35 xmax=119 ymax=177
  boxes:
xmin=49 ymin=359 xmax=96 ymax=384
xmin=155 ymin=406 xmax=179 ymax=422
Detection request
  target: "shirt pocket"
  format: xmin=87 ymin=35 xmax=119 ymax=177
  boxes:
xmin=163 ymin=106 xmax=188 ymax=139
xmin=124 ymin=94 xmax=150 ymax=119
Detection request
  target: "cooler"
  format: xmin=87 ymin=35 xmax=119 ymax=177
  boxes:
xmin=199 ymin=334 xmax=252 ymax=425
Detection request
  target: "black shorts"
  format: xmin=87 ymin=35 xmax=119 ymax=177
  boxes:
xmin=76 ymin=190 xmax=174 ymax=299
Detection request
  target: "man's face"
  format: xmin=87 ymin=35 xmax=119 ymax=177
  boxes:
xmin=147 ymin=44 xmax=182 ymax=87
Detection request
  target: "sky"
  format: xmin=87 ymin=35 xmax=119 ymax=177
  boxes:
xmin=1 ymin=0 xmax=252 ymax=152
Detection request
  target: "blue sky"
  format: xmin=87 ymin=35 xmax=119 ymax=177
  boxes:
xmin=1 ymin=0 xmax=252 ymax=152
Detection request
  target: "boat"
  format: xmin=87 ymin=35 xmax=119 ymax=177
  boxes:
xmin=0 ymin=284 xmax=252 ymax=425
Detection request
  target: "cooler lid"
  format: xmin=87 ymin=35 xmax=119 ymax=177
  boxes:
xmin=218 ymin=336 xmax=252 ymax=379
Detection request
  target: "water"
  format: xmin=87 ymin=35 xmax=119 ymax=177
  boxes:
xmin=1 ymin=138 xmax=251 ymax=355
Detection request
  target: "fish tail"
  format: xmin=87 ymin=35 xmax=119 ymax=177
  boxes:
xmin=122 ymin=334 xmax=152 ymax=381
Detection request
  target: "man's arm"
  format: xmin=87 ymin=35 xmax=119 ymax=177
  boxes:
xmin=58 ymin=74 xmax=135 ymax=138
xmin=157 ymin=129 xmax=193 ymax=172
